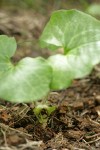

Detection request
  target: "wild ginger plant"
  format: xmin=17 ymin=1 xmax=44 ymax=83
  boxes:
xmin=0 ymin=9 xmax=100 ymax=123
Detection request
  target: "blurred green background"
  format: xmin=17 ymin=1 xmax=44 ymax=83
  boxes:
xmin=0 ymin=0 xmax=100 ymax=19
xmin=0 ymin=0 xmax=99 ymax=15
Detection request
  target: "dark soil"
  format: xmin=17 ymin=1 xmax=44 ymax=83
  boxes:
xmin=0 ymin=8 xmax=100 ymax=150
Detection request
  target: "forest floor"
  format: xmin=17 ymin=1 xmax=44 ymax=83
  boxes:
xmin=0 ymin=8 xmax=100 ymax=150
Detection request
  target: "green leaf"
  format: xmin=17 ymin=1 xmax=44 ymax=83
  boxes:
xmin=48 ymin=54 xmax=73 ymax=90
xmin=0 ymin=57 xmax=52 ymax=102
xmin=0 ymin=35 xmax=16 ymax=59
xmin=40 ymin=9 xmax=100 ymax=53
xmin=40 ymin=10 xmax=100 ymax=90
xmin=33 ymin=104 xmax=56 ymax=123
xmin=0 ymin=35 xmax=52 ymax=102
xmin=48 ymin=53 xmax=93 ymax=90
xmin=0 ymin=35 xmax=17 ymax=71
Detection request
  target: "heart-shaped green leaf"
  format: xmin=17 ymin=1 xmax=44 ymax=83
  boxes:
xmin=0 ymin=36 xmax=52 ymax=102
xmin=40 ymin=10 xmax=100 ymax=53
xmin=0 ymin=57 xmax=52 ymax=102
xmin=40 ymin=10 xmax=100 ymax=90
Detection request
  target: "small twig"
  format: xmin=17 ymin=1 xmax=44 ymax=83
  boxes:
xmin=86 ymin=137 xmax=100 ymax=144
xmin=1 ymin=129 xmax=8 ymax=147
xmin=0 ymin=123 xmax=32 ymax=137
xmin=85 ymin=133 xmax=100 ymax=139
xmin=19 ymin=139 xmax=43 ymax=150
xmin=88 ymin=117 xmax=100 ymax=126
xmin=13 ymin=106 xmax=30 ymax=124
xmin=0 ymin=146 xmax=17 ymax=150
xmin=74 ymin=148 xmax=86 ymax=150
xmin=82 ymin=139 xmax=91 ymax=148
